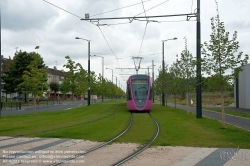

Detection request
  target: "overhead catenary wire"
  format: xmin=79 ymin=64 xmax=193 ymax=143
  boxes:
xmin=43 ymin=0 xmax=80 ymax=19
xmin=42 ymin=0 xmax=121 ymax=68
xmin=138 ymin=22 xmax=149 ymax=57
xmin=134 ymin=0 xmax=171 ymax=18
xmin=97 ymin=26 xmax=121 ymax=68
xmin=89 ymin=0 xmax=173 ymax=26
xmin=91 ymin=0 xmax=153 ymax=17
xmin=141 ymin=0 xmax=149 ymax=21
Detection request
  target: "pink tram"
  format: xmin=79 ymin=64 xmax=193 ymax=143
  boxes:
xmin=126 ymin=74 xmax=153 ymax=111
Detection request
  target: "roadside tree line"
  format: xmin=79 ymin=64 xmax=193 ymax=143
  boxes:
xmin=154 ymin=11 xmax=249 ymax=128
xmin=2 ymin=51 xmax=125 ymax=114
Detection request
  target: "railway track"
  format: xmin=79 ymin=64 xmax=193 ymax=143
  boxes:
xmin=50 ymin=112 xmax=133 ymax=166
xmin=112 ymin=112 xmax=159 ymax=166
xmin=0 ymin=105 xmax=123 ymax=165
xmin=49 ymin=112 xmax=159 ymax=166
xmin=1 ymin=110 xmax=159 ymax=166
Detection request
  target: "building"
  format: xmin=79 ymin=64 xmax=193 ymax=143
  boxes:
xmin=46 ymin=66 xmax=66 ymax=99
xmin=1 ymin=56 xmax=97 ymax=100
xmin=234 ymin=63 xmax=250 ymax=109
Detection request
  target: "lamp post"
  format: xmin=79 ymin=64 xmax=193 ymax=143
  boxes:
xmin=162 ymin=37 xmax=177 ymax=106
xmin=106 ymin=68 xmax=113 ymax=84
xmin=75 ymin=37 xmax=91 ymax=106
xmin=93 ymin=55 xmax=104 ymax=102
xmin=106 ymin=67 xmax=113 ymax=99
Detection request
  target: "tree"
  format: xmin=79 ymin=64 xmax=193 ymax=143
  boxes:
xmin=18 ymin=52 xmax=48 ymax=115
xmin=169 ymin=61 xmax=183 ymax=109
xmin=175 ymin=43 xmax=196 ymax=113
xmin=49 ymin=82 xmax=60 ymax=99
xmin=2 ymin=50 xmax=45 ymax=102
xmin=75 ymin=65 xmax=88 ymax=105
xmin=60 ymin=56 xmax=81 ymax=108
xmin=201 ymin=13 xmax=249 ymax=128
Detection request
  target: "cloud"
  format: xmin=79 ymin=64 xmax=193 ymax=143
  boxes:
xmin=2 ymin=0 xmax=59 ymax=31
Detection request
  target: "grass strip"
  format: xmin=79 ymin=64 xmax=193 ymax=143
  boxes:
xmin=152 ymin=104 xmax=250 ymax=148
xmin=203 ymin=107 xmax=250 ymax=119
xmin=1 ymin=100 xmax=250 ymax=149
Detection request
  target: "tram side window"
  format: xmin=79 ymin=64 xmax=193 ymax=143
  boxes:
xmin=126 ymin=83 xmax=132 ymax=100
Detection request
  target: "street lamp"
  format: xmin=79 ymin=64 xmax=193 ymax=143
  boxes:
xmin=106 ymin=67 xmax=113 ymax=100
xmin=75 ymin=37 xmax=91 ymax=106
xmin=162 ymin=37 xmax=177 ymax=106
xmin=106 ymin=67 xmax=113 ymax=84
xmin=93 ymin=55 xmax=104 ymax=102
xmin=114 ymin=75 xmax=118 ymax=99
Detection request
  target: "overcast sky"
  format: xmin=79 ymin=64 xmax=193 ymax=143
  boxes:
xmin=2 ymin=0 xmax=250 ymax=91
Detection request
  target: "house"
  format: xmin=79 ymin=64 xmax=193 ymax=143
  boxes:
xmin=1 ymin=56 xmax=97 ymax=100
xmin=46 ymin=66 xmax=66 ymax=99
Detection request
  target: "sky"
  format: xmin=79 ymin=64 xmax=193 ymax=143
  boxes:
xmin=2 ymin=0 xmax=250 ymax=91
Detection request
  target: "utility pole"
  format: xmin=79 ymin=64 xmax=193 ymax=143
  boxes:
xmin=116 ymin=76 xmax=117 ymax=99
xmin=0 ymin=4 xmax=2 ymax=118
xmin=88 ymin=41 xmax=91 ymax=105
xmin=162 ymin=42 xmax=165 ymax=106
xmin=196 ymin=0 xmax=202 ymax=118
xmin=152 ymin=60 xmax=155 ymax=103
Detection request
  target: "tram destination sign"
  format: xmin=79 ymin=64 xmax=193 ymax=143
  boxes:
xmin=132 ymin=80 xmax=148 ymax=83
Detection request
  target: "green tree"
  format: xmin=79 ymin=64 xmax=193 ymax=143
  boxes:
xmin=169 ymin=61 xmax=183 ymax=109
xmin=201 ymin=14 xmax=249 ymax=128
xmin=49 ymin=81 xmax=60 ymax=99
xmin=75 ymin=65 xmax=88 ymax=105
xmin=60 ymin=56 xmax=81 ymax=108
xmin=18 ymin=52 xmax=48 ymax=115
xmin=175 ymin=46 xmax=196 ymax=113
xmin=2 ymin=50 xmax=45 ymax=102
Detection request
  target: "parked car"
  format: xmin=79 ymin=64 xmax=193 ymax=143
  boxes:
xmin=13 ymin=94 xmax=32 ymax=101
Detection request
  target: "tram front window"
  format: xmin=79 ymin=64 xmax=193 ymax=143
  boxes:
xmin=132 ymin=80 xmax=148 ymax=100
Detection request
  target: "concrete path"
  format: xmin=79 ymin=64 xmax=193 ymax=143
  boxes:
xmin=0 ymin=137 xmax=249 ymax=166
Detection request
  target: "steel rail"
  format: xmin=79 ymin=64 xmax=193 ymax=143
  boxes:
xmin=112 ymin=112 xmax=159 ymax=166
xmin=50 ymin=113 xmax=133 ymax=166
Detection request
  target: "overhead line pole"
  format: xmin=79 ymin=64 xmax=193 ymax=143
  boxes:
xmin=196 ymin=0 xmax=202 ymax=118
xmin=152 ymin=60 xmax=155 ymax=103
xmin=0 ymin=4 xmax=2 ymax=119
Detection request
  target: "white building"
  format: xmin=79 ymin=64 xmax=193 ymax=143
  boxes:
xmin=234 ymin=63 xmax=250 ymax=109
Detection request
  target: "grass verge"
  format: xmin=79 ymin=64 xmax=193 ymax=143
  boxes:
xmin=0 ymin=100 xmax=250 ymax=149
xmin=203 ymin=107 xmax=250 ymax=119
xmin=152 ymin=104 xmax=250 ymax=148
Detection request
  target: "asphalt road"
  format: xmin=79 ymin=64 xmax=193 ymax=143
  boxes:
xmin=0 ymin=99 xmax=104 ymax=116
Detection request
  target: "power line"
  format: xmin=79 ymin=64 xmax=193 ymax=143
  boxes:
xmin=97 ymin=26 xmax=120 ymax=68
xmin=134 ymin=0 xmax=171 ymax=18
xmin=91 ymin=0 xmax=153 ymax=17
xmin=138 ymin=22 xmax=148 ymax=57
xmin=43 ymin=0 xmax=82 ymax=19
xmin=140 ymin=0 xmax=148 ymax=21
xmin=84 ymin=0 xmax=173 ymax=26
xmin=42 ymin=0 xmax=121 ymax=68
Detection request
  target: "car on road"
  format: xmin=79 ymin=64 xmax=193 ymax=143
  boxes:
xmin=13 ymin=94 xmax=32 ymax=101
